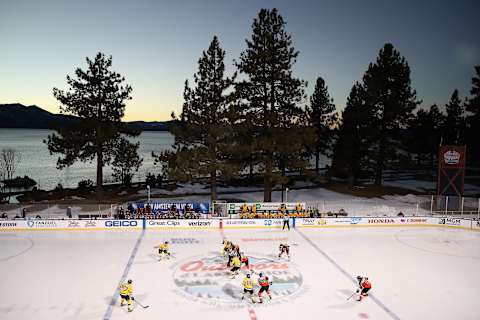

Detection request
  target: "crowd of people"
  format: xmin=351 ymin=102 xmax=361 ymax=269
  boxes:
xmin=114 ymin=203 xmax=201 ymax=220
xmin=238 ymin=203 xmax=319 ymax=219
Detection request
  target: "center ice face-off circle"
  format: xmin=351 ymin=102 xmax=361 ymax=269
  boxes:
xmin=173 ymin=254 xmax=303 ymax=308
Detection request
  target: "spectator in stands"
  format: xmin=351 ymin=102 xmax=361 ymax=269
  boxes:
xmin=294 ymin=203 xmax=303 ymax=215
xmin=22 ymin=208 xmax=26 ymax=218
xmin=250 ymin=204 xmax=257 ymax=217
xmin=397 ymin=211 xmax=404 ymax=217
xmin=146 ymin=203 xmax=152 ymax=214
xmin=1 ymin=212 xmax=7 ymax=219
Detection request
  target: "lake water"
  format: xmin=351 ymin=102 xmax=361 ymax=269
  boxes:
xmin=0 ymin=129 xmax=174 ymax=190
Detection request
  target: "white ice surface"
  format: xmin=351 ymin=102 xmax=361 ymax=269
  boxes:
xmin=1 ymin=227 xmax=480 ymax=320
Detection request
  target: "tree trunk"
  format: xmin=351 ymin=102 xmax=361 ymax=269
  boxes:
xmin=249 ymin=154 xmax=254 ymax=180
xmin=315 ymin=150 xmax=320 ymax=174
xmin=96 ymin=147 xmax=104 ymax=198
xmin=210 ymin=170 xmax=217 ymax=201
xmin=375 ymin=135 xmax=385 ymax=186
xmin=263 ymin=154 xmax=272 ymax=202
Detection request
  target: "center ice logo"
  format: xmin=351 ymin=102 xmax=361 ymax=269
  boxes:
xmin=172 ymin=254 xmax=303 ymax=308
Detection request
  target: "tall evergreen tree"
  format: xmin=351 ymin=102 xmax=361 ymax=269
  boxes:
xmin=112 ymin=138 xmax=143 ymax=186
xmin=306 ymin=76 xmax=337 ymax=173
xmin=155 ymin=36 xmax=236 ymax=200
xmin=45 ymin=53 xmax=137 ymax=196
xmin=407 ymin=104 xmax=445 ymax=167
xmin=332 ymin=83 xmax=372 ymax=185
xmin=443 ymin=89 xmax=466 ymax=145
xmin=236 ymin=8 xmax=309 ymax=201
xmin=362 ymin=43 xmax=420 ymax=185
xmin=466 ymin=66 xmax=480 ymax=163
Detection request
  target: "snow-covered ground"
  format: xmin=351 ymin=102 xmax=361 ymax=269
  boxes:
xmin=1 ymin=227 xmax=480 ymax=319
xmin=2 ymin=181 xmax=479 ymax=219
xmin=384 ymin=179 xmax=479 ymax=196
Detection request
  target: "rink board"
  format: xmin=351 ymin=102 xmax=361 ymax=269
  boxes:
xmin=0 ymin=216 xmax=477 ymax=231
xmin=1 ymin=224 xmax=480 ymax=320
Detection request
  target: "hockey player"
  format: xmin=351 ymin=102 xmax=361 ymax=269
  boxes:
xmin=282 ymin=212 xmax=290 ymax=230
xmin=222 ymin=239 xmax=232 ymax=257
xmin=257 ymin=272 xmax=272 ymax=303
xmin=230 ymin=255 xmax=241 ymax=278
xmin=240 ymin=252 xmax=250 ymax=270
xmin=119 ymin=279 xmax=134 ymax=312
xmin=278 ymin=243 xmax=290 ymax=259
xmin=158 ymin=241 xmax=171 ymax=259
xmin=227 ymin=245 xmax=236 ymax=267
xmin=356 ymin=276 xmax=372 ymax=301
xmin=241 ymin=273 xmax=256 ymax=303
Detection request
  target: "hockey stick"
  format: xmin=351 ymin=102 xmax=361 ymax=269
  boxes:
xmin=134 ymin=299 xmax=150 ymax=309
xmin=346 ymin=292 xmax=356 ymax=301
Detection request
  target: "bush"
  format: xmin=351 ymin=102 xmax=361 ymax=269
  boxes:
xmin=78 ymin=179 xmax=94 ymax=191
xmin=156 ymin=174 xmax=163 ymax=186
xmin=146 ymin=173 xmax=156 ymax=188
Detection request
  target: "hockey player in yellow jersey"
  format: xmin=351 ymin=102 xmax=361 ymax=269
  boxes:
xmin=222 ymin=239 xmax=232 ymax=257
xmin=119 ymin=279 xmax=134 ymax=312
xmin=241 ymin=273 xmax=256 ymax=303
xmin=158 ymin=241 xmax=171 ymax=260
xmin=229 ymin=256 xmax=241 ymax=278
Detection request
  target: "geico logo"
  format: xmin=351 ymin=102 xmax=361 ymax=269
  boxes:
xmin=105 ymin=221 xmax=138 ymax=227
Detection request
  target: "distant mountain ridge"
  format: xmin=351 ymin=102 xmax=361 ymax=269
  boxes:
xmin=0 ymin=103 xmax=171 ymax=131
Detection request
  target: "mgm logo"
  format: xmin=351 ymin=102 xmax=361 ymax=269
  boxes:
xmin=172 ymin=254 xmax=304 ymax=308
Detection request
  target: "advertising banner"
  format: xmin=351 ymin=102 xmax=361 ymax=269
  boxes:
xmin=227 ymin=202 xmax=305 ymax=214
xmin=146 ymin=219 xmax=217 ymax=229
xmin=129 ymin=202 xmax=210 ymax=214
xmin=437 ymin=145 xmax=466 ymax=197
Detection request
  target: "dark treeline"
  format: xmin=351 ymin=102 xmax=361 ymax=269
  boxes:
xmin=154 ymin=8 xmax=480 ymax=201
xmin=43 ymin=8 xmax=480 ymax=201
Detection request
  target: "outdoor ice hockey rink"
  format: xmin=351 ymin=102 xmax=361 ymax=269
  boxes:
xmin=1 ymin=224 xmax=480 ymax=320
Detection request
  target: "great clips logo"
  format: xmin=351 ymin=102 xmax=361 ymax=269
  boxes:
xmin=172 ymin=254 xmax=303 ymax=308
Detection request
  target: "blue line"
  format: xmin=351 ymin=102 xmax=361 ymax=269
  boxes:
xmin=295 ymin=229 xmax=401 ymax=320
xmin=103 ymin=230 xmax=146 ymax=320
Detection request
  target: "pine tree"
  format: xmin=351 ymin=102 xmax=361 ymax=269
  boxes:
xmin=407 ymin=104 xmax=445 ymax=167
xmin=45 ymin=53 xmax=137 ymax=196
xmin=306 ymin=77 xmax=337 ymax=173
xmin=362 ymin=43 xmax=420 ymax=185
xmin=236 ymin=8 xmax=309 ymax=201
xmin=443 ymin=89 xmax=466 ymax=145
xmin=155 ymin=36 xmax=236 ymax=200
xmin=466 ymin=66 xmax=480 ymax=163
xmin=112 ymin=138 xmax=143 ymax=186
xmin=332 ymin=83 xmax=372 ymax=185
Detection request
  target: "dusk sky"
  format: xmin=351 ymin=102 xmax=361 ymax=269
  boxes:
xmin=1 ymin=0 xmax=479 ymax=121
